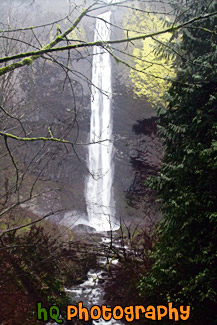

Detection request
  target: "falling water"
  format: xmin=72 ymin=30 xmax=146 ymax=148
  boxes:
xmin=85 ymin=12 xmax=118 ymax=232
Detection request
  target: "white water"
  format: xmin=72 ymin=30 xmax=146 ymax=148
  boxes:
xmin=65 ymin=236 xmax=123 ymax=325
xmin=86 ymin=12 xmax=119 ymax=232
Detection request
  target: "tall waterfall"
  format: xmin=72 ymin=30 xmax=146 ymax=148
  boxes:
xmin=85 ymin=12 xmax=118 ymax=232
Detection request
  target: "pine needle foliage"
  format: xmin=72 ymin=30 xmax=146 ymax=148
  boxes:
xmin=138 ymin=1 xmax=217 ymax=324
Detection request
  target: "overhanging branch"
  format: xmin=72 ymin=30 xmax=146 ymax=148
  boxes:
xmin=0 ymin=131 xmax=110 ymax=146
xmin=0 ymin=11 xmax=216 ymax=76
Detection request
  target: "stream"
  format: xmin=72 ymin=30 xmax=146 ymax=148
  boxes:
xmin=64 ymin=236 xmax=124 ymax=325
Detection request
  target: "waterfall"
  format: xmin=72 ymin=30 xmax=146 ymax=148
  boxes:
xmin=85 ymin=12 xmax=118 ymax=232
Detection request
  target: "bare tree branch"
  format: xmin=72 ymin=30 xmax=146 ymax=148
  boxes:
xmin=0 ymin=11 xmax=216 ymax=76
xmin=0 ymin=210 xmax=62 ymax=238
xmin=0 ymin=131 xmax=110 ymax=145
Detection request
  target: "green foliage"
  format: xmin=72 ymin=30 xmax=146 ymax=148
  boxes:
xmin=124 ymin=9 xmax=176 ymax=106
xmin=138 ymin=1 xmax=217 ymax=323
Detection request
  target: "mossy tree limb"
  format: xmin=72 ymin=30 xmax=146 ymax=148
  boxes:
xmin=0 ymin=11 xmax=216 ymax=76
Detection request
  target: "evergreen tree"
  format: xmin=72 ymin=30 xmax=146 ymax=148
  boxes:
xmin=139 ymin=1 xmax=217 ymax=323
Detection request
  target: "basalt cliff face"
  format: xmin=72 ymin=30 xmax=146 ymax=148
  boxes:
xmin=1 ymin=1 xmax=162 ymax=229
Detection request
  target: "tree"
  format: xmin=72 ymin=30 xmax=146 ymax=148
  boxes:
xmin=124 ymin=7 xmax=176 ymax=106
xmin=1 ymin=0 xmax=215 ymax=234
xmin=0 ymin=1 xmax=217 ymax=323
xmin=138 ymin=1 xmax=217 ymax=323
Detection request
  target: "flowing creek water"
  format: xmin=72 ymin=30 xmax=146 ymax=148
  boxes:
xmin=65 ymin=236 xmax=124 ymax=325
